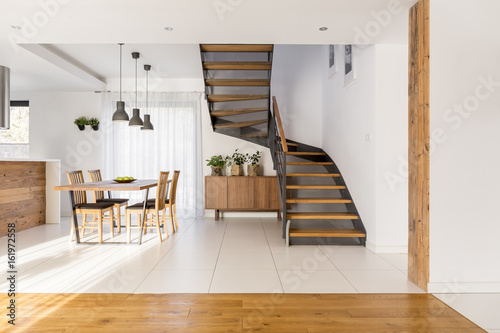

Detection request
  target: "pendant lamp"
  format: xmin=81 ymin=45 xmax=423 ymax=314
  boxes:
xmin=112 ymin=43 xmax=129 ymax=122
xmin=128 ymin=52 xmax=143 ymax=127
xmin=141 ymin=65 xmax=154 ymax=131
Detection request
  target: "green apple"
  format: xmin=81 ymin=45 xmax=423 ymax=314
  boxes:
xmin=123 ymin=177 xmax=130 ymax=180
xmin=116 ymin=177 xmax=124 ymax=180
xmin=129 ymin=177 xmax=134 ymax=180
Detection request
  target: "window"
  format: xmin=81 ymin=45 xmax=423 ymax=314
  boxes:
xmin=0 ymin=101 xmax=29 ymax=158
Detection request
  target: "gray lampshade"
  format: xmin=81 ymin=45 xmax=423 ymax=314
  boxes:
xmin=129 ymin=108 xmax=143 ymax=127
xmin=140 ymin=114 xmax=154 ymax=130
xmin=112 ymin=101 xmax=129 ymax=121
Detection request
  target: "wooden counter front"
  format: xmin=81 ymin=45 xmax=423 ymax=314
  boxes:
xmin=0 ymin=161 xmax=47 ymax=236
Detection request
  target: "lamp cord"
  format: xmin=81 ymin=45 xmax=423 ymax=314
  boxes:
xmin=135 ymin=57 xmax=138 ymax=108
xmin=119 ymin=43 xmax=122 ymax=101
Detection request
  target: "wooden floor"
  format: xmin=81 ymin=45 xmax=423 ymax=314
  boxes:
xmin=0 ymin=293 xmax=485 ymax=332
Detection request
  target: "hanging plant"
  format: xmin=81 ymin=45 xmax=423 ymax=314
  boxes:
xmin=73 ymin=116 xmax=88 ymax=131
xmin=88 ymin=117 xmax=100 ymax=131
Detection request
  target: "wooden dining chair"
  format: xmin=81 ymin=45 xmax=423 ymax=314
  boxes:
xmin=146 ymin=170 xmax=181 ymax=233
xmin=165 ymin=170 xmax=180 ymax=233
xmin=67 ymin=170 xmax=115 ymax=243
xmin=88 ymin=169 xmax=129 ymax=233
xmin=125 ymin=171 xmax=169 ymax=243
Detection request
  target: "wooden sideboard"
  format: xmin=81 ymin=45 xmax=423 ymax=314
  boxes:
xmin=205 ymin=176 xmax=280 ymax=220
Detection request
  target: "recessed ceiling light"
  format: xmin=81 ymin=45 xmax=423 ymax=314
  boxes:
xmin=11 ymin=25 xmax=21 ymax=30
xmin=319 ymin=27 xmax=328 ymax=31
xmin=164 ymin=27 xmax=174 ymax=31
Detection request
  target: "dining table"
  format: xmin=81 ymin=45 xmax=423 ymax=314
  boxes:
xmin=53 ymin=179 xmax=163 ymax=245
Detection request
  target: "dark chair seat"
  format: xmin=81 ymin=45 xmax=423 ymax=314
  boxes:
xmin=125 ymin=201 xmax=157 ymax=210
xmin=76 ymin=202 xmax=114 ymax=209
xmin=97 ymin=198 xmax=129 ymax=204
xmin=146 ymin=198 xmax=169 ymax=204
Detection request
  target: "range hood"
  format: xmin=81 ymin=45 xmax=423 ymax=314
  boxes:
xmin=0 ymin=66 xmax=10 ymax=130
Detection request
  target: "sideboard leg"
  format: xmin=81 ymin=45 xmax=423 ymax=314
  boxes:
xmin=215 ymin=210 xmax=220 ymax=220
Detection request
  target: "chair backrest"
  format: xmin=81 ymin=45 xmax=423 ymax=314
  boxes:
xmin=169 ymin=170 xmax=181 ymax=205
xmin=155 ymin=171 xmax=170 ymax=210
xmin=66 ymin=170 xmax=87 ymax=205
xmin=88 ymin=169 xmax=105 ymax=202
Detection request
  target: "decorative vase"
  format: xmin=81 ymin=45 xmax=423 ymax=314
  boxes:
xmin=91 ymin=125 xmax=99 ymax=131
xmin=247 ymin=164 xmax=260 ymax=176
xmin=231 ymin=165 xmax=243 ymax=176
xmin=77 ymin=125 xmax=85 ymax=131
xmin=211 ymin=166 xmax=223 ymax=176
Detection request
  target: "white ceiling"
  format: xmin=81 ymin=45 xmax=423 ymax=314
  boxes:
xmin=0 ymin=0 xmax=417 ymax=92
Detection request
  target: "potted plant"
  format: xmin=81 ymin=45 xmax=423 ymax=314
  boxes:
xmin=206 ymin=154 xmax=227 ymax=176
xmin=73 ymin=116 xmax=88 ymax=131
xmin=227 ymin=149 xmax=245 ymax=176
xmin=246 ymin=151 xmax=261 ymax=176
xmin=88 ymin=117 xmax=100 ymax=131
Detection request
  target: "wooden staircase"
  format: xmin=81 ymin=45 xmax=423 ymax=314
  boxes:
xmin=282 ymin=141 xmax=366 ymax=246
xmin=201 ymin=44 xmax=273 ymax=147
xmin=268 ymin=97 xmax=366 ymax=246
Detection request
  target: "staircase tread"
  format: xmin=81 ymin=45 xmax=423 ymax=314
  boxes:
xmin=287 ymin=173 xmax=341 ymax=177
xmin=206 ymin=79 xmax=270 ymax=86
xmin=208 ymin=94 xmax=269 ymax=102
xmin=286 ymin=152 xmax=326 ymax=156
xmin=287 ymin=185 xmax=346 ymax=189
xmin=211 ymin=107 xmax=268 ymax=117
xmin=201 ymin=44 xmax=273 ymax=52
xmin=214 ymin=119 xmax=267 ymax=129
xmin=287 ymin=197 xmax=352 ymax=203
xmin=287 ymin=212 xmax=359 ymax=219
xmin=241 ymin=131 xmax=267 ymax=138
xmin=289 ymin=229 xmax=365 ymax=237
xmin=286 ymin=142 xmax=299 ymax=147
xmin=203 ymin=61 xmax=272 ymax=70
xmin=287 ymin=162 xmax=334 ymax=165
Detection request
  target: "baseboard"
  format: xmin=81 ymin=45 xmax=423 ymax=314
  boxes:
xmin=429 ymin=282 xmax=500 ymax=293
xmin=204 ymin=210 xmax=279 ymax=218
xmin=366 ymin=241 xmax=408 ymax=254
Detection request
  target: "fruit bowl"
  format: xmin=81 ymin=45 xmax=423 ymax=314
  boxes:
xmin=113 ymin=178 xmax=136 ymax=183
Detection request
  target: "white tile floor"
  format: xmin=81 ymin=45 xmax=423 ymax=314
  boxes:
xmin=0 ymin=216 xmax=498 ymax=331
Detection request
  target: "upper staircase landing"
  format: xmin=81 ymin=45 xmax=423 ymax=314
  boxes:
xmin=201 ymin=44 xmax=274 ymax=147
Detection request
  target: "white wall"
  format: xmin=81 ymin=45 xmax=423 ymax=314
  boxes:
xmin=322 ymin=45 xmax=377 ymax=248
xmin=374 ymin=44 xmax=409 ymax=252
xmin=428 ymin=0 xmax=500 ymax=292
xmin=11 ymin=91 xmax=102 ymax=216
xmin=271 ymin=45 xmax=323 ymax=147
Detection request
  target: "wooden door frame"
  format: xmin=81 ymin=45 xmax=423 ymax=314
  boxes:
xmin=408 ymin=0 xmax=430 ymax=291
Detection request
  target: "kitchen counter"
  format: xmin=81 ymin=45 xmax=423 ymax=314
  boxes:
xmin=0 ymin=160 xmax=60 ymax=236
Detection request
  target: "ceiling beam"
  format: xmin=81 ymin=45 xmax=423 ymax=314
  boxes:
xmin=19 ymin=44 xmax=107 ymax=90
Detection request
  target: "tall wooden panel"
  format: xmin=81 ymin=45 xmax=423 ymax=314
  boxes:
xmin=408 ymin=0 xmax=430 ymax=291
xmin=205 ymin=176 xmax=227 ymax=209
xmin=228 ymin=177 xmax=254 ymax=209
xmin=0 ymin=161 xmax=46 ymax=236
xmin=254 ymin=177 xmax=279 ymax=209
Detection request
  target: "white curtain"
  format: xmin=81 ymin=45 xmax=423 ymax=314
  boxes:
xmin=100 ymin=91 xmax=204 ymax=218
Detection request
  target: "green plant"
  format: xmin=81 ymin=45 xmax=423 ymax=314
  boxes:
xmin=227 ymin=149 xmax=246 ymax=166
xmin=246 ymin=151 xmax=261 ymax=165
xmin=206 ymin=155 xmax=227 ymax=168
xmin=88 ymin=117 xmax=100 ymax=126
xmin=73 ymin=116 xmax=88 ymax=126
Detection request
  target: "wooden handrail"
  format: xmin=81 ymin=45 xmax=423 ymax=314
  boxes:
xmin=272 ymin=96 xmax=288 ymax=153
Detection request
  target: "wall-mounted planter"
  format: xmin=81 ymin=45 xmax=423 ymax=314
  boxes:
xmin=91 ymin=125 xmax=99 ymax=131
xmin=77 ymin=125 xmax=85 ymax=131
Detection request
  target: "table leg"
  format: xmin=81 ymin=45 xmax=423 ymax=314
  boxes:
xmin=69 ymin=191 xmax=81 ymax=243
xmin=138 ymin=188 xmax=149 ymax=245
